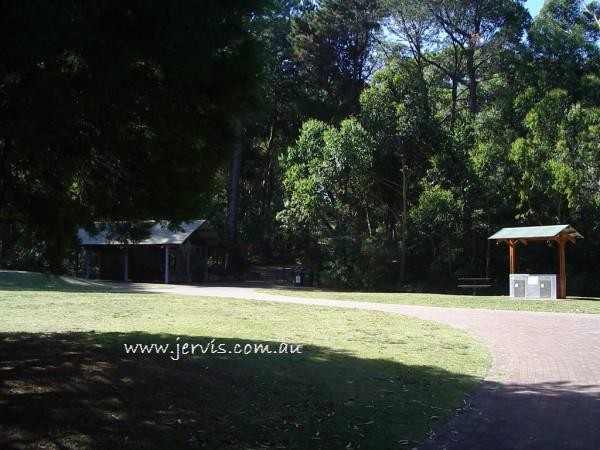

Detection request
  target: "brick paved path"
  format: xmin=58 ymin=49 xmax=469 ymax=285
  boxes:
xmin=119 ymin=283 xmax=600 ymax=449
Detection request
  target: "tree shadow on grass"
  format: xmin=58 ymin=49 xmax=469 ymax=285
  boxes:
xmin=566 ymin=296 xmax=600 ymax=302
xmin=1 ymin=332 xmax=482 ymax=450
xmin=0 ymin=271 xmax=132 ymax=293
xmin=0 ymin=271 xmax=272 ymax=295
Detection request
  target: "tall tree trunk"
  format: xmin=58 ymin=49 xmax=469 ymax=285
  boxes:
xmin=450 ymin=76 xmax=458 ymax=128
xmin=466 ymin=46 xmax=478 ymax=114
xmin=447 ymin=236 xmax=453 ymax=277
xmin=365 ymin=205 xmax=372 ymax=237
xmin=461 ymin=196 xmax=473 ymax=268
xmin=387 ymin=207 xmax=396 ymax=241
xmin=399 ymin=156 xmax=409 ymax=287
xmin=46 ymin=229 xmax=66 ymax=275
xmin=485 ymin=209 xmax=491 ymax=278
xmin=261 ymin=120 xmax=276 ymax=258
xmin=226 ymin=120 xmax=243 ymax=274
xmin=0 ymin=137 xmax=12 ymax=219
xmin=0 ymin=136 xmax=13 ymax=264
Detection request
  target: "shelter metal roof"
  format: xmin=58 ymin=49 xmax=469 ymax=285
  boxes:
xmin=488 ymin=225 xmax=583 ymax=241
xmin=78 ymin=220 xmax=221 ymax=246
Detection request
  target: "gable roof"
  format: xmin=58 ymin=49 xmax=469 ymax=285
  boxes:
xmin=488 ymin=225 xmax=583 ymax=241
xmin=78 ymin=220 xmax=221 ymax=246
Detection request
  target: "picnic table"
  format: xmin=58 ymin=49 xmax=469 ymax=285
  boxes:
xmin=457 ymin=277 xmax=492 ymax=295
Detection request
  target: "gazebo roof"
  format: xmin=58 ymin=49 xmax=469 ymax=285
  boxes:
xmin=78 ymin=220 xmax=221 ymax=246
xmin=488 ymin=224 xmax=583 ymax=242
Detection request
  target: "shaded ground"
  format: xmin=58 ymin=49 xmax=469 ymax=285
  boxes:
xmin=0 ymin=332 xmax=482 ymax=450
xmin=0 ymin=277 xmax=489 ymax=449
xmin=101 ymin=283 xmax=600 ymax=450
xmin=420 ymin=380 xmax=600 ymax=450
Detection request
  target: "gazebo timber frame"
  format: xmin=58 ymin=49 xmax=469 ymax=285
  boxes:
xmin=488 ymin=225 xmax=583 ymax=299
xmin=77 ymin=220 xmax=222 ymax=284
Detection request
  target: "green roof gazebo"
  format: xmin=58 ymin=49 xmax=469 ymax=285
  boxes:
xmin=488 ymin=225 xmax=583 ymax=299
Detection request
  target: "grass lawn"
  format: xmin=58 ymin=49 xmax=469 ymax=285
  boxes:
xmin=258 ymin=288 xmax=600 ymax=314
xmin=1 ymin=271 xmax=489 ymax=449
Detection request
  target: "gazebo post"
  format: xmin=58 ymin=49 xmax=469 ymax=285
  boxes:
xmin=164 ymin=245 xmax=170 ymax=284
xmin=509 ymin=240 xmax=517 ymax=274
xmin=558 ymin=236 xmax=566 ymax=299
xmin=490 ymin=225 xmax=582 ymax=300
xmin=85 ymin=248 xmax=91 ymax=279
xmin=186 ymin=243 xmax=191 ymax=284
xmin=123 ymin=247 xmax=129 ymax=282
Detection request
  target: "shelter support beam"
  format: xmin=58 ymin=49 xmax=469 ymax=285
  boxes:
xmin=186 ymin=243 xmax=191 ymax=284
xmin=164 ymin=245 xmax=170 ymax=284
xmin=123 ymin=247 xmax=129 ymax=282
xmin=558 ymin=236 xmax=566 ymax=299
xmin=490 ymin=225 xmax=582 ymax=299
xmin=204 ymin=246 xmax=209 ymax=281
xmin=509 ymin=241 xmax=517 ymax=274
xmin=85 ymin=248 xmax=91 ymax=279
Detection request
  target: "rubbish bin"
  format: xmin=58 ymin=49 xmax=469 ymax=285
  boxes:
xmin=294 ymin=270 xmax=303 ymax=287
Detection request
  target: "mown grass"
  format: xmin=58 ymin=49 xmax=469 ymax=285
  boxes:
xmin=0 ymin=271 xmax=489 ymax=449
xmin=258 ymin=288 xmax=600 ymax=314
xmin=0 ymin=270 xmax=118 ymax=292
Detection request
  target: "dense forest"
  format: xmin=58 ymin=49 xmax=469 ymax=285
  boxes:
xmin=1 ymin=0 xmax=599 ymax=294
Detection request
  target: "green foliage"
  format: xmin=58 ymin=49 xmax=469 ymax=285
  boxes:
xmin=509 ymin=89 xmax=600 ymax=221
xmin=4 ymin=0 xmax=600 ymax=293
xmin=528 ymin=0 xmax=600 ymax=97
xmin=278 ymin=118 xmax=375 ymax=286
xmin=289 ymin=0 xmax=382 ymax=120
xmin=471 ymin=106 xmax=515 ymax=186
xmin=279 ymin=118 xmax=373 ymax=235
xmin=0 ymin=1 xmax=268 ymax=272
xmin=411 ymin=185 xmax=460 ymax=239
xmin=360 ymin=59 xmax=435 ymax=158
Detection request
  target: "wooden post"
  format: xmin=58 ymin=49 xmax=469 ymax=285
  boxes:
xmin=123 ymin=247 xmax=129 ymax=282
xmin=85 ymin=248 xmax=91 ymax=279
xmin=164 ymin=245 xmax=170 ymax=284
xmin=75 ymin=248 xmax=80 ymax=278
xmin=509 ymin=241 xmax=517 ymax=274
xmin=558 ymin=236 xmax=566 ymax=299
xmin=204 ymin=246 xmax=209 ymax=281
xmin=186 ymin=242 xmax=191 ymax=284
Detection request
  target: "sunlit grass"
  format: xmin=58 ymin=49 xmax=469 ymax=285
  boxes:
xmin=258 ymin=288 xmax=600 ymax=314
xmin=0 ymin=271 xmax=489 ymax=449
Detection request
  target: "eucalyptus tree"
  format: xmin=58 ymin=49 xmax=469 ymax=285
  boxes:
xmin=509 ymin=89 xmax=600 ymax=223
xmin=410 ymin=184 xmax=461 ymax=277
xmin=359 ymin=58 xmax=440 ymax=283
xmin=289 ymin=0 xmax=383 ymax=122
xmin=424 ymin=0 xmax=530 ymax=114
xmin=528 ymin=0 xmax=600 ymax=100
xmin=234 ymin=0 xmax=308 ymax=262
xmin=584 ymin=1 xmax=600 ymax=29
xmin=278 ymin=118 xmax=374 ymax=285
xmin=384 ymin=0 xmax=466 ymax=127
